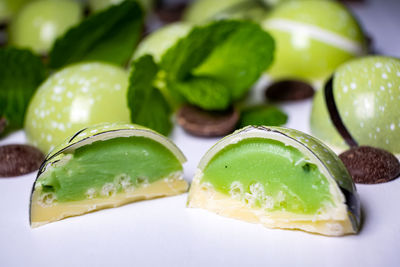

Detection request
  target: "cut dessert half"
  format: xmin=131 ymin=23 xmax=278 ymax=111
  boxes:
xmin=30 ymin=123 xmax=188 ymax=227
xmin=188 ymin=126 xmax=360 ymax=236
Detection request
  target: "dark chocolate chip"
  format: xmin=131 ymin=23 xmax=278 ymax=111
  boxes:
xmin=177 ymin=104 xmax=239 ymax=137
xmin=155 ymin=3 xmax=187 ymax=23
xmin=265 ymin=80 xmax=314 ymax=102
xmin=0 ymin=144 xmax=45 ymax=177
xmin=339 ymin=146 xmax=400 ymax=184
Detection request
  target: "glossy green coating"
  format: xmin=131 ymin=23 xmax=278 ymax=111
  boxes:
xmin=9 ymin=0 xmax=82 ymax=54
xmin=262 ymin=0 xmax=366 ymax=82
xmin=133 ymin=22 xmax=192 ymax=63
xmin=196 ymin=126 xmax=360 ymax=231
xmin=202 ymin=137 xmax=333 ymax=214
xmin=310 ymin=56 xmax=400 ymax=156
xmin=183 ymin=0 xmax=268 ymax=24
xmin=38 ymin=136 xmax=182 ymax=202
xmin=25 ymin=62 xmax=130 ymax=153
xmin=0 ymin=0 xmax=30 ymax=22
xmin=88 ymin=0 xmax=154 ymax=13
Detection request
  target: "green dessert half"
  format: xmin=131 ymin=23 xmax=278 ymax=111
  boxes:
xmin=188 ymin=126 xmax=360 ymax=236
xmin=30 ymin=123 xmax=187 ymax=227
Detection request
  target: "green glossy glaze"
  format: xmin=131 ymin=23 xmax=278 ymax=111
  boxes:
xmin=202 ymin=138 xmax=333 ymax=214
xmin=9 ymin=0 xmax=82 ymax=54
xmin=133 ymin=22 xmax=192 ymax=63
xmin=262 ymin=0 xmax=366 ymax=81
xmin=265 ymin=31 xmax=354 ymax=80
xmin=25 ymin=62 xmax=130 ymax=153
xmin=311 ymin=56 xmax=400 ymax=155
xmin=38 ymin=136 xmax=182 ymax=202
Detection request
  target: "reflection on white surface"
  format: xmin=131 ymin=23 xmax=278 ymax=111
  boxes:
xmin=69 ymin=97 xmax=92 ymax=123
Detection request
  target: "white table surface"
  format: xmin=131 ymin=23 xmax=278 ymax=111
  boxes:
xmin=1 ymin=1 xmax=400 ymax=266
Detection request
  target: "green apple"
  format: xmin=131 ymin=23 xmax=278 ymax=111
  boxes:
xmin=30 ymin=122 xmax=188 ymax=227
xmin=9 ymin=0 xmax=82 ymax=54
xmin=25 ymin=62 xmax=130 ymax=153
xmin=310 ymin=56 xmax=400 ymax=157
xmin=188 ymin=126 xmax=360 ymax=236
xmin=261 ymin=0 xmax=367 ymax=82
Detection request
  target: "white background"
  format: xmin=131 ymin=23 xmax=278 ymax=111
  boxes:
xmin=1 ymin=0 xmax=400 ymax=266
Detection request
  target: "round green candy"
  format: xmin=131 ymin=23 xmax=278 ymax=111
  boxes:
xmin=188 ymin=126 xmax=360 ymax=236
xmin=133 ymin=22 xmax=192 ymax=63
xmin=261 ymin=0 xmax=367 ymax=82
xmin=9 ymin=0 xmax=82 ymax=54
xmin=25 ymin=62 xmax=130 ymax=153
xmin=310 ymin=56 xmax=400 ymax=157
xmin=183 ymin=0 xmax=268 ymax=24
xmin=88 ymin=0 xmax=154 ymax=13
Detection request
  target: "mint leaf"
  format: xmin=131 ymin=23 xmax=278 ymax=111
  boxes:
xmin=160 ymin=20 xmax=275 ymax=109
xmin=194 ymin=22 xmax=275 ymax=100
xmin=0 ymin=47 xmax=47 ymax=134
xmin=239 ymin=105 xmax=287 ymax=128
xmin=127 ymin=55 xmax=172 ymax=136
xmin=49 ymin=0 xmax=143 ymax=69
xmin=170 ymin=76 xmax=230 ymax=110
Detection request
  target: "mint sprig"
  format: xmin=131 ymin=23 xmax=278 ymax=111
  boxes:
xmin=128 ymin=55 xmax=172 ymax=136
xmin=127 ymin=20 xmax=275 ymax=135
xmin=162 ymin=20 xmax=275 ymax=104
xmin=49 ymin=0 xmax=144 ymax=69
xmin=0 ymin=47 xmax=47 ymax=134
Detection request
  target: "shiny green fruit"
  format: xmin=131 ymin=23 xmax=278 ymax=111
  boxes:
xmin=310 ymin=56 xmax=400 ymax=157
xmin=261 ymin=0 xmax=367 ymax=82
xmin=25 ymin=62 xmax=130 ymax=153
xmin=9 ymin=0 xmax=82 ymax=54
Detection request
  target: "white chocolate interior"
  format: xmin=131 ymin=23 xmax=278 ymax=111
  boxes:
xmin=31 ymin=173 xmax=188 ymax=228
xmin=188 ymin=170 xmax=354 ymax=236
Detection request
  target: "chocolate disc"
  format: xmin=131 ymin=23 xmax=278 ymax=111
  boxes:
xmin=265 ymin=80 xmax=315 ymax=102
xmin=0 ymin=144 xmax=45 ymax=177
xmin=177 ymin=104 xmax=239 ymax=137
xmin=339 ymin=146 xmax=400 ymax=184
xmin=155 ymin=3 xmax=187 ymax=23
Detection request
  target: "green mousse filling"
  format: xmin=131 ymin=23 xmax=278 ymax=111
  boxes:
xmin=38 ymin=136 xmax=182 ymax=202
xmin=201 ymin=138 xmax=333 ymax=214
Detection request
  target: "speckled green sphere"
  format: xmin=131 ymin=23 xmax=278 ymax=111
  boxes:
xmin=183 ymin=0 xmax=268 ymax=24
xmin=88 ymin=0 xmax=154 ymax=13
xmin=310 ymin=56 xmax=400 ymax=157
xmin=9 ymin=0 xmax=82 ymax=54
xmin=0 ymin=0 xmax=30 ymax=22
xmin=25 ymin=62 xmax=130 ymax=153
xmin=261 ymin=0 xmax=367 ymax=82
xmin=133 ymin=22 xmax=192 ymax=63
